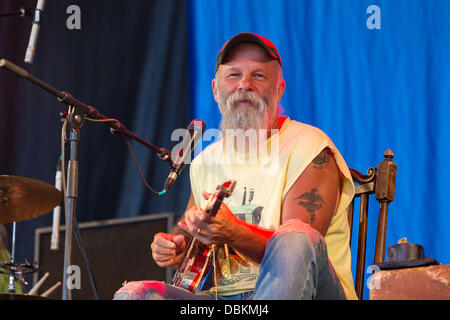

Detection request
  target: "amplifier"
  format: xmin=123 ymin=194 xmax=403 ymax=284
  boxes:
xmin=33 ymin=212 xmax=174 ymax=300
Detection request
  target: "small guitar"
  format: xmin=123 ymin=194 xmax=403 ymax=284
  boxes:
xmin=172 ymin=180 xmax=236 ymax=293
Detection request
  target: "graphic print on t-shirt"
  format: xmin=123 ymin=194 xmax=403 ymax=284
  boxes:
xmin=214 ymin=186 xmax=264 ymax=293
xmin=233 ymin=186 xmax=264 ymax=225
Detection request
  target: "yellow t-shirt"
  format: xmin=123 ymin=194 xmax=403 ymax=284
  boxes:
xmin=189 ymin=117 xmax=357 ymax=299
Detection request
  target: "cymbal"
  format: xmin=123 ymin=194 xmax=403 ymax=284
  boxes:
xmin=0 ymin=175 xmax=62 ymax=224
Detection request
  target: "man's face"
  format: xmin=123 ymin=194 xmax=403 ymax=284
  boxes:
xmin=212 ymin=43 xmax=285 ymax=133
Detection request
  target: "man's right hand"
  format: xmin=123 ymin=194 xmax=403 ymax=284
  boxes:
xmin=150 ymin=233 xmax=187 ymax=268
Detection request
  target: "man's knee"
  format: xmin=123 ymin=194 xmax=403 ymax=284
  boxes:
xmin=113 ymin=280 xmax=167 ymax=300
xmin=274 ymin=219 xmax=325 ymax=243
xmin=266 ymin=219 xmax=328 ymax=265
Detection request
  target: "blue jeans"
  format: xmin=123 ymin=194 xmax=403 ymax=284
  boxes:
xmin=113 ymin=219 xmax=346 ymax=300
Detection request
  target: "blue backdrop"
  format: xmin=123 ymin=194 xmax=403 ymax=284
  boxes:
xmin=188 ymin=0 xmax=450 ymax=298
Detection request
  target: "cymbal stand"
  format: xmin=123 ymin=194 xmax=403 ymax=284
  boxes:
xmin=7 ymin=222 xmax=17 ymax=293
xmin=1 ymin=222 xmax=38 ymax=293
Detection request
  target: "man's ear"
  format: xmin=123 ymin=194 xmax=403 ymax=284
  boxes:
xmin=277 ymin=79 xmax=286 ymax=103
xmin=212 ymin=78 xmax=219 ymax=103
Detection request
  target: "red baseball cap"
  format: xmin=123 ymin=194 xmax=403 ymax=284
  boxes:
xmin=215 ymin=32 xmax=282 ymax=72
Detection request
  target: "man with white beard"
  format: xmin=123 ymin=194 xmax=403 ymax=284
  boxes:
xmin=114 ymin=33 xmax=358 ymax=300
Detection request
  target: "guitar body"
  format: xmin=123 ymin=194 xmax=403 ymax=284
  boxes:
xmin=172 ymin=180 xmax=236 ymax=293
xmin=172 ymin=239 xmax=217 ymax=293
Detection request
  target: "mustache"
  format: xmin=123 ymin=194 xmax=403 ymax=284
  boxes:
xmin=226 ymin=91 xmax=266 ymax=111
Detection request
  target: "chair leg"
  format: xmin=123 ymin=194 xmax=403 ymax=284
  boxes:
xmin=374 ymin=201 xmax=389 ymax=264
xmin=355 ymin=194 xmax=369 ymax=299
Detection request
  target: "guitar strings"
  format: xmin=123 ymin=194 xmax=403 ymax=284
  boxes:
xmin=212 ymin=247 xmax=218 ymax=300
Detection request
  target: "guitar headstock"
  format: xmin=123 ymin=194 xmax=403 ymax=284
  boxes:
xmin=216 ymin=180 xmax=236 ymax=198
xmin=205 ymin=180 xmax=236 ymax=217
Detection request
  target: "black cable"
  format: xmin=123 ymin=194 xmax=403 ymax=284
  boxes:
xmin=73 ymin=219 xmax=100 ymax=300
xmin=121 ymin=133 xmax=166 ymax=195
xmin=82 ymin=116 xmax=166 ymax=195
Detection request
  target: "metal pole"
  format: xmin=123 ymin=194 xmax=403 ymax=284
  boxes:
xmin=62 ymin=129 xmax=80 ymax=300
xmin=8 ymin=222 xmax=16 ymax=293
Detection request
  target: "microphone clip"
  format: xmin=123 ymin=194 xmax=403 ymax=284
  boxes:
xmin=157 ymin=148 xmax=174 ymax=167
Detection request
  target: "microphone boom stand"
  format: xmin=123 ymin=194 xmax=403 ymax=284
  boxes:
xmin=62 ymin=113 xmax=82 ymax=300
xmin=0 ymin=59 xmax=172 ymax=299
xmin=0 ymin=7 xmax=33 ymax=19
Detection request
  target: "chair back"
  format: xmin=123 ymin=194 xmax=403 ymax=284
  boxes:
xmin=346 ymin=149 xmax=397 ymax=299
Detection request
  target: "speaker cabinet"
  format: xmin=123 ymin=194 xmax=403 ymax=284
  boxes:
xmin=33 ymin=213 xmax=174 ymax=300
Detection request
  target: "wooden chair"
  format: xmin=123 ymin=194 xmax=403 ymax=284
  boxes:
xmin=346 ymin=149 xmax=397 ymax=299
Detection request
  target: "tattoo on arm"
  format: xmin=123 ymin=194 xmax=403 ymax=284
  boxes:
xmin=312 ymin=149 xmax=330 ymax=169
xmin=294 ymin=188 xmax=325 ymax=224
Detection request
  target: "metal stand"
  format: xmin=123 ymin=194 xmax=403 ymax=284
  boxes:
xmin=0 ymin=58 xmax=174 ymax=300
xmin=61 ymin=127 xmax=81 ymax=300
xmin=7 ymin=222 xmax=17 ymax=293
xmin=61 ymin=108 xmax=84 ymax=300
xmin=0 ymin=222 xmax=38 ymax=293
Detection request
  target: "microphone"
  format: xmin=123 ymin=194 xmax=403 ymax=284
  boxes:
xmin=164 ymin=119 xmax=206 ymax=191
xmin=24 ymin=0 xmax=46 ymax=64
xmin=50 ymin=156 xmax=62 ymax=250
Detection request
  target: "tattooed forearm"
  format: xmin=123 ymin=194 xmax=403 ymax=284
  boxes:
xmin=294 ymin=188 xmax=325 ymax=224
xmin=312 ymin=149 xmax=330 ymax=169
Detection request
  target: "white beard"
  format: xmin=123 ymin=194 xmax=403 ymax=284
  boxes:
xmin=217 ymin=89 xmax=277 ymax=133
xmin=216 ymin=85 xmax=279 ymax=155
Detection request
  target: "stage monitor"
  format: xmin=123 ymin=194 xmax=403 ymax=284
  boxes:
xmin=33 ymin=212 xmax=174 ymax=300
